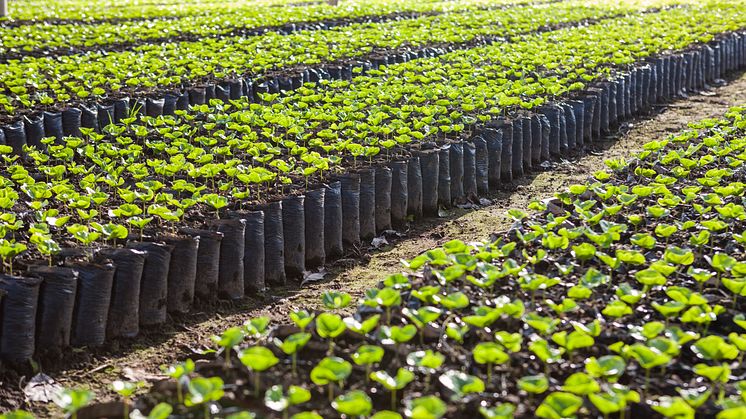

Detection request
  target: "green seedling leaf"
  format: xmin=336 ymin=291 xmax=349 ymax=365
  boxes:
xmin=287 ymin=386 xmax=311 ymax=406
xmin=733 ymin=314 xmax=746 ymax=331
xmin=650 ymin=261 xmax=677 ymax=277
xmin=517 ymin=374 xmax=549 ymax=394
xmin=384 ymin=273 xmax=412 ymax=290
xmin=402 ymin=306 xmax=442 ymax=329
xmin=691 ymin=336 xmax=739 ymax=361
xmin=650 ymin=396 xmax=694 ymax=418
xmin=479 ymin=403 xmax=516 ymax=419
xmin=322 ymin=291 xmax=352 ymax=309
xmin=630 ymin=233 xmax=656 ymax=250
xmin=495 ymin=331 xmax=523 ymax=352
xmin=666 ymin=286 xmax=707 ymax=305
xmin=718 ymin=406 xmax=746 ymax=419
xmin=407 ymin=350 xmax=445 ymax=371
xmin=603 ymin=300 xmax=633 ymax=318
xmin=111 ymin=380 xmax=141 ymax=398
xmin=352 ymin=345 xmax=385 ymax=367
xmin=535 ymin=392 xmax=583 ymax=419
xmin=411 ymin=286 xmax=441 ymax=304
xmin=53 ymin=388 xmax=94 ymax=417
xmin=371 ymin=368 xmax=415 ymax=391
xmin=443 ymin=239 xmax=468 ymax=253
xmin=615 ymin=283 xmax=642 ymax=305
xmin=654 ymin=223 xmax=678 ymax=239
xmin=589 ymin=391 xmax=625 ymax=416
xmin=344 ymin=314 xmax=380 ymax=335
xmin=332 ymin=390 xmax=372 ymax=417
xmin=616 ymin=249 xmax=646 ymax=266
xmin=585 ymin=355 xmax=626 ymax=383
xmin=723 ymin=277 xmax=746 ymax=296
xmin=664 ymin=246 xmax=695 ymax=266
xmin=439 ymin=370 xmax=485 ymax=400
xmin=664 ymin=327 xmax=700 ymax=346
xmin=310 ymin=357 xmax=352 ymax=386
xmin=291 ymin=412 xmax=322 ymax=419
xmin=238 ymin=346 xmax=279 ymax=372
xmin=529 ymin=338 xmax=564 ymax=365
xmin=211 ymin=326 xmax=244 ymax=365
xmin=581 ymin=268 xmax=609 ymax=288
xmin=275 ymin=332 xmax=311 ymax=356
xmin=626 ymin=344 xmax=671 ymax=370
xmin=641 ymin=322 xmax=666 ymax=339
xmin=694 ymin=363 xmax=730 ymax=383
xmin=404 ymin=395 xmax=447 ymax=419
xmin=244 ymin=316 xmax=271 ymax=337
xmin=376 ymin=287 xmax=403 ymax=310
xmin=567 ymin=285 xmax=592 ymax=300
xmin=571 ymin=243 xmax=597 ymax=261
xmin=371 ymin=412 xmax=403 ymax=419
xmin=473 ymin=342 xmax=510 ymax=367
xmin=561 ymin=372 xmax=600 ymax=395
xmin=144 ymin=403 xmax=173 ymax=419
xmin=316 ymin=313 xmax=346 ymax=339
xmin=185 ymin=377 xmax=224 ymax=407
xmin=730 ymin=333 xmax=746 ymax=352
xmin=264 ymin=386 xmax=288 ymax=412
xmin=635 ymin=269 xmax=667 ymax=287
xmin=524 ymin=313 xmax=560 ymax=335
xmin=708 ymin=253 xmax=737 ymax=273
xmin=379 ymin=325 xmax=417 ymax=345
xmin=290 ymin=310 xmax=315 ymax=330
xmin=434 ymin=292 xmax=470 ymax=310
xmin=652 ymin=301 xmax=687 ymax=318
xmin=676 ymin=387 xmax=711 ymax=408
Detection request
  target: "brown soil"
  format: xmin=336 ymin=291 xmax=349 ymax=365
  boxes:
xmin=2 ymin=72 xmax=746 ymax=416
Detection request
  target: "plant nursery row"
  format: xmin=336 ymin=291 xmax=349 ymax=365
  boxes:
xmin=7 ymin=93 xmax=746 ymax=419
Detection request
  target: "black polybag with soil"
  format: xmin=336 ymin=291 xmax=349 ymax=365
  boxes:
xmin=96 ymin=248 xmax=145 ymax=339
xmin=419 ymin=150 xmax=439 ymax=216
xmin=29 ymin=265 xmax=78 ymax=351
xmin=127 ymin=241 xmax=172 ymax=326
xmin=406 ymin=156 xmax=424 ymax=219
xmin=359 ymin=169 xmax=376 ymax=241
xmin=181 ymin=228 xmax=223 ymax=303
xmin=0 ymin=275 xmax=42 ymax=362
xmin=259 ymin=201 xmax=286 ymax=287
xmin=324 ymin=181 xmax=344 ymax=259
xmin=437 ymin=146 xmax=452 ymax=207
xmin=282 ymin=195 xmax=306 ymax=280
xmin=160 ymin=235 xmax=199 ymax=313
xmin=339 ymin=174 xmax=361 ymax=249
xmin=449 ymin=142 xmax=465 ymax=203
xmin=389 ymin=161 xmax=408 ymax=229
xmin=69 ymin=261 xmax=115 ymax=347
xmin=208 ymin=218 xmax=246 ymax=299
xmin=305 ymin=189 xmax=326 ymax=268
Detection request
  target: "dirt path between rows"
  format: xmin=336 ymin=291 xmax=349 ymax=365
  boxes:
xmin=3 ymin=72 xmax=746 ymax=416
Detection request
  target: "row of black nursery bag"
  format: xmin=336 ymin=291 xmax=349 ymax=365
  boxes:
xmin=0 ymin=45 xmax=452 ymax=154
xmin=0 ymin=33 xmax=744 ymax=364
